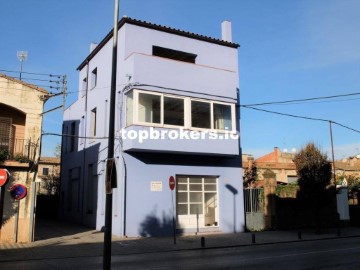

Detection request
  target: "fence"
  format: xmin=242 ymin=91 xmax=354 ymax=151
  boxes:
xmin=244 ymin=188 xmax=265 ymax=231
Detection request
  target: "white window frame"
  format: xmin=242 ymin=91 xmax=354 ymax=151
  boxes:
xmin=90 ymin=67 xmax=97 ymax=90
xmin=90 ymin=108 xmax=97 ymax=141
xmin=176 ymin=176 xmax=219 ymax=228
xmin=135 ymin=90 xmax=163 ymax=127
xmin=81 ymin=77 xmax=87 ymax=97
xmin=126 ymin=89 xmax=236 ymax=133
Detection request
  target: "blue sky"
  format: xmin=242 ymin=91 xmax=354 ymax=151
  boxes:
xmin=1 ymin=0 xmax=359 ymax=159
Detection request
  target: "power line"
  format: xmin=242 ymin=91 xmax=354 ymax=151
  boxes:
xmin=21 ymin=77 xmax=62 ymax=83
xmin=242 ymin=105 xmax=360 ymax=134
xmin=241 ymin=92 xmax=360 ymax=107
xmin=242 ymin=105 xmax=328 ymax=122
xmin=0 ymin=68 xmax=62 ymax=77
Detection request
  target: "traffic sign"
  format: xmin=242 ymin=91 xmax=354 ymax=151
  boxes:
xmin=169 ymin=176 xmax=175 ymax=190
xmin=0 ymin=169 xmax=8 ymax=187
xmin=10 ymin=184 xmax=27 ymax=200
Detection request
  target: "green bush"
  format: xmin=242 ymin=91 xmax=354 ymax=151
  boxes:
xmin=13 ymin=154 xmax=30 ymax=163
xmin=0 ymin=149 xmax=9 ymax=162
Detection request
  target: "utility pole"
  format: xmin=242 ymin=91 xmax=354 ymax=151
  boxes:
xmin=329 ymin=121 xmax=336 ymax=185
xmin=103 ymin=0 xmax=119 ymax=269
xmin=62 ymin=75 xmax=67 ymax=111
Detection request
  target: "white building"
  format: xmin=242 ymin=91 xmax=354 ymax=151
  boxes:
xmin=61 ymin=17 xmax=244 ymax=237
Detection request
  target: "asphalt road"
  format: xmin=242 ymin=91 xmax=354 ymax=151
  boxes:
xmin=2 ymin=237 xmax=360 ymax=269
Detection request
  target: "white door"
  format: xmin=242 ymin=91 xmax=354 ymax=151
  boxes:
xmin=176 ymin=176 xmax=218 ymax=229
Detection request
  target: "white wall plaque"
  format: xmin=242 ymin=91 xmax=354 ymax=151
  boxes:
xmin=151 ymin=181 xmax=163 ymax=192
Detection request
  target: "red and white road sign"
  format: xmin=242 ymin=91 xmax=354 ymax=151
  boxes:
xmin=169 ymin=176 xmax=175 ymax=190
xmin=0 ymin=169 xmax=8 ymax=187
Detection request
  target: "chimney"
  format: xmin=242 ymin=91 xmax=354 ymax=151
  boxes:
xmin=90 ymin=42 xmax=98 ymax=53
xmin=274 ymin=147 xmax=280 ymax=158
xmin=221 ymin=20 xmax=232 ymax=42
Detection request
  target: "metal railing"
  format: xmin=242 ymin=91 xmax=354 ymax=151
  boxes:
xmin=0 ymin=137 xmax=36 ymax=161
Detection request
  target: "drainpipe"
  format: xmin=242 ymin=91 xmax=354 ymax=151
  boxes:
xmin=81 ymin=60 xmax=90 ymax=224
xmin=28 ymin=94 xmax=48 ymax=242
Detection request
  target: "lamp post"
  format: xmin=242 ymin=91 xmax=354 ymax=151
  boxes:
xmin=17 ymin=51 xmax=28 ymax=80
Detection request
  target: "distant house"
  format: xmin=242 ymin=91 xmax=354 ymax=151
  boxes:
xmin=254 ymin=147 xmax=297 ymax=185
xmin=37 ymin=157 xmax=61 ymax=195
xmin=0 ymin=73 xmax=48 ymax=243
xmin=335 ymin=157 xmax=360 ymax=178
xmin=60 ymin=17 xmax=244 ymax=237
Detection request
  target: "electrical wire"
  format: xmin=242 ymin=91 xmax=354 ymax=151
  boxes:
xmin=0 ymin=68 xmax=62 ymax=77
xmin=241 ymin=92 xmax=360 ymax=107
xmin=242 ymin=105 xmax=360 ymax=134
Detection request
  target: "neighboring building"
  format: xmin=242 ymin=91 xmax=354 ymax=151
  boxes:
xmin=0 ymin=73 xmax=48 ymax=243
xmin=60 ymin=17 xmax=243 ymax=237
xmin=37 ymin=157 xmax=61 ymax=195
xmin=335 ymin=156 xmax=360 ymax=179
xmin=254 ymin=147 xmax=297 ymax=184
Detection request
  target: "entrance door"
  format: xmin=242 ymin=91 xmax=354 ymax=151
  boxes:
xmin=176 ymin=176 xmax=218 ymax=229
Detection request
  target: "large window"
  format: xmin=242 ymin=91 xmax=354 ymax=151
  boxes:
xmin=138 ymin=93 xmax=161 ymax=124
xmin=191 ymin=101 xmax=211 ymax=129
xmin=213 ymin=103 xmax=232 ymax=131
xmin=164 ymin=97 xmax=184 ymax=126
xmin=177 ymin=176 xmax=218 ymax=228
xmin=126 ymin=90 xmax=235 ymax=132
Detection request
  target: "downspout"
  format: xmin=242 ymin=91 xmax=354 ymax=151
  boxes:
xmin=28 ymin=94 xmax=48 ymax=242
xmin=118 ymin=87 xmax=128 ymax=237
xmin=81 ymin=60 xmax=90 ymax=223
xmin=237 ymin=87 xmax=246 ymax=232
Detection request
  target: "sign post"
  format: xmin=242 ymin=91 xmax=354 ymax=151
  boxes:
xmin=0 ymin=169 xmax=8 ymax=230
xmin=10 ymin=184 xmax=27 ymax=243
xmin=169 ymin=176 xmax=176 ymax=244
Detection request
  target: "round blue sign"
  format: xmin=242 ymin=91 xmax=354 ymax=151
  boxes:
xmin=10 ymin=184 xmax=27 ymax=200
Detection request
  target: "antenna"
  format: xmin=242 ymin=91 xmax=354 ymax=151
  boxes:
xmin=17 ymin=51 xmax=28 ymax=80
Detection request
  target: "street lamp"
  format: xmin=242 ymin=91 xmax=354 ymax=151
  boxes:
xmin=17 ymin=51 xmax=28 ymax=80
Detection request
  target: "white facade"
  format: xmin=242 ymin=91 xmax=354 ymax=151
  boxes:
xmin=61 ymin=17 xmax=244 ymax=237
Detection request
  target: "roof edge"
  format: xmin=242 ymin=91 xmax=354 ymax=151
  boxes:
xmin=77 ymin=17 xmax=240 ymax=70
xmin=0 ymin=73 xmax=49 ymax=94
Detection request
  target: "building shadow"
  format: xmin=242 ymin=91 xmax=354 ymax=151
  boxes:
xmin=274 ymin=186 xmax=339 ymax=230
xmin=225 ymin=184 xmax=238 ymax=233
xmin=139 ymin=209 xmax=183 ymax=237
xmin=34 ymin=219 xmax=93 ymax=241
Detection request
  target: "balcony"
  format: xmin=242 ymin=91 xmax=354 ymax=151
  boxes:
xmin=122 ymin=125 xmax=240 ymax=156
xmin=0 ymin=137 xmax=36 ymax=167
xmin=125 ymin=53 xmax=238 ymax=100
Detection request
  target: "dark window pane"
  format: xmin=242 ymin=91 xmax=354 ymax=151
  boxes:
xmin=191 ymin=101 xmax=210 ymax=128
xmin=164 ymin=97 xmax=184 ymax=126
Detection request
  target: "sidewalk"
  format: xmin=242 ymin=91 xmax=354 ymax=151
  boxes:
xmin=1 ymin=219 xmax=360 ymax=262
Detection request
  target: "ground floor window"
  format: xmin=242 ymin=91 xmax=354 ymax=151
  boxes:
xmin=176 ymin=176 xmax=218 ymax=229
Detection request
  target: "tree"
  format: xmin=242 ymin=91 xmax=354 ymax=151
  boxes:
xmin=293 ymin=143 xmax=337 ymax=228
xmin=243 ymin=163 xmax=257 ymax=187
xmin=54 ymin=143 xmax=61 ymax=158
xmin=293 ymin=143 xmax=332 ymax=195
